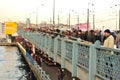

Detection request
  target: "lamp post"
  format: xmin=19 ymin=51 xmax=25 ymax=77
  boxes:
xmin=50 ymin=17 xmax=52 ymax=29
xmin=92 ymin=4 xmax=95 ymax=30
xmin=87 ymin=3 xmax=90 ymax=31
xmin=68 ymin=10 xmax=74 ymax=29
xmin=77 ymin=14 xmax=79 ymax=30
xmin=111 ymin=4 xmax=120 ymax=30
xmin=68 ymin=12 xmax=71 ymax=29
xmin=119 ymin=4 xmax=120 ymax=30
xmin=57 ymin=11 xmax=62 ymax=29
xmin=110 ymin=6 xmax=117 ymax=30
xmin=74 ymin=11 xmax=80 ymax=30
xmin=53 ymin=0 xmax=55 ymax=29
xmin=87 ymin=3 xmax=94 ymax=31
xmin=36 ymin=4 xmax=44 ymax=28
xmin=36 ymin=8 xmax=38 ymax=28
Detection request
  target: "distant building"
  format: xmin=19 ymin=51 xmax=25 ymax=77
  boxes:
xmin=0 ymin=22 xmax=2 ymax=34
xmin=26 ymin=18 xmax=31 ymax=28
xmin=75 ymin=23 xmax=91 ymax=31
xmin=0 ymin=22 xmax=6 ymax=38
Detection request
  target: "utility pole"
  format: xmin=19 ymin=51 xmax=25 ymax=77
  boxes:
xmin=36 ymin=4 xmax=44 ymax=28
xmin=92 ymin=4 xmax=95 ymax=30
xmin=87 ymin=5 xmax=89 ymax=31
xmin=36 ymin=8 xmax=38 ymax=28
xmin=53 ymin=0 xmax=55 ymax=30
xmin=111 ymin=6 xmax=118 ymax=30
xmin=69 ymin=13 xmax=70 ymax=29
xmin=50 ymin=17 xmax=52 ymax=29
xmin=77 ymin=14 xmax=79 ymax=30
xmin=118 ymin=4 xmax=120 ymax=30
xmin=93 ymin=13 xmax=95 ymax=30
xmin=58 ymin=14 xmax=59 ymax=29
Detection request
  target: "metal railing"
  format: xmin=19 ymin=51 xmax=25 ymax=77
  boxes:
xmin=17 ymin=34 xmax=51 ymax=80
xmin=34 ymin=61 xmax=51 ymax=80
xmin=18 ymin=29 xmax=120 ymax=80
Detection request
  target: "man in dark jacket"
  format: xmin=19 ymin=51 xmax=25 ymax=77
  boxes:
xmin=87 ymin=30 xmax=95 ymax=43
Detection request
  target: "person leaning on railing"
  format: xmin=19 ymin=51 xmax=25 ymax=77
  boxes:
xmin=103 ymin=29 xmax=114 ymax=48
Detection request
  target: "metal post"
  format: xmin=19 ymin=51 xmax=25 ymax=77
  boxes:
xmin=36 ymin=8 xmax=38 ymax=28
xmin=61 ymin=39 xmax=66 ymax=68
xmin=88 ymin=41 xmax=100 ymax=80
xmin=67 ymin=18 xmax=69 ymax=28
xmin=93 ymin=13 xmax=95 ymax=30
xmin=50 ymin=17 xmax=52 ymax=29
xmin=48 ymin=37 xmax=52 ymax=57
xmin=69 ymin=13 xmax=71 ymax=29
xmin=111 ymin=6 xmax=118 ymax=30
xmin=118 ymin=4 xmax=120 ymax=30
xmin=92 ymin=4 xmax=95 ymax=30
xmin=87 ymin=7 xmax=89 ymax=31
xmin=78 ymin=14 xmax=79 ymax=30
xmin=88 ymin=45 xmax=96 ymax=80
xmin=58 ymin=14 xmax=59 ymax=29
xmin=72 ymin=42 xmax=78 ymax=77
xmin=116 ymin=12 xmax=117 ymax=30
xmin=54 ymin=36 xmax=60 ymax=62
xmin=53 ymin=0 xmax=55 ymax=29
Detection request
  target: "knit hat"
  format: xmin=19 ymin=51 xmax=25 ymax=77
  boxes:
xmin=104 ymin=29 xmax=111 ymax=34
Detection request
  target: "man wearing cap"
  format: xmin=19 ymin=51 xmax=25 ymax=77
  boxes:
xmin=103 ymin=29 xmax=114 ymax=48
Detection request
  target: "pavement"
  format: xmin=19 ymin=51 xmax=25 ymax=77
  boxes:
xmin=41 ymin=62 xmax=80 ymax=80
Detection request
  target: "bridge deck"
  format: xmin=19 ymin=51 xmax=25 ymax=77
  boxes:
xmin=41 ymin=62 xmax=80 ymax=80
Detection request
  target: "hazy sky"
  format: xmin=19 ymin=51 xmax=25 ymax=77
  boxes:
xmin=0 ymin=0 xmax=120 ymax=29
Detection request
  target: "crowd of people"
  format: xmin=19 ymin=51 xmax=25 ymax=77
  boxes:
xmin=17 ymin=36 xmax=65 ymax=80
xmin=25 ymin=27 xmax=120 ymax=49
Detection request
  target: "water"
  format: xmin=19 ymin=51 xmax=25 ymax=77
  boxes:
xmin=0 ymin=46 xmax=36 ymax=80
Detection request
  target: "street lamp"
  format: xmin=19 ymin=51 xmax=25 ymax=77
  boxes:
xmin=68 ymin=10 xmax=74 ymax=29
xmin=111 ymin=4 xmax=120 ymax=30
xmin=110 ymin=6 xmax=117 ymax=30
xmin=49 ymin=17 xmax=52 ymax=29
xmin=58 ymin=13 xmax=59 ymax=29
xmin=69 ymin=12 xmax=71 ymax=29
xmin=87 ymin=3 xmax=90 ymax=31
xmin=74 ymin=11 xmax=80 ymax=30
xmin=57 ymin=11 xmax=62 ymax=29
xmin=77 ymin=13 xmax=79 ymax=29
xmin=87 ymin=3 xmax=94 ymax=31
xmin=53 ymin=0 xmax=55 ymax=29
xmin=36 ymin=4 xmax=44 ymax=28
xmin=92 ymin=4 xmax=95 ymax=30
xmin=36 ymin=8 xmax=38 ymax=28
xmin=119 ymin=4 xmax=120 ymax=30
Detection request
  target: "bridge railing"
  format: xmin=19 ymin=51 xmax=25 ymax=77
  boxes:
xmin=18 ymin=29 xmax=120 ymax=80
xmin=34 ymin=61 xmax=51 ymax=80
xmin=18 ymin=30 xmax=51 ymax=80
xmin=94 ymin=46 xmax=120 ymax=80
xmin=77 ymin=42 xmax=90 ymax=71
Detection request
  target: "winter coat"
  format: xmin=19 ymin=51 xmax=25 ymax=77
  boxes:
xmin=103 ymin=35 xmax=114 ymax=48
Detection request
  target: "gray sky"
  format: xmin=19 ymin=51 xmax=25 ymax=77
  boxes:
xmin=0 ymin=0 xmax=120 ymax=30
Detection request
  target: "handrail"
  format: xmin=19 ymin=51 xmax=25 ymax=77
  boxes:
xmin=17 ymin=41 xmax=51 ymax=80
xmin=18 ymin=29 xmax=120 ymax=80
